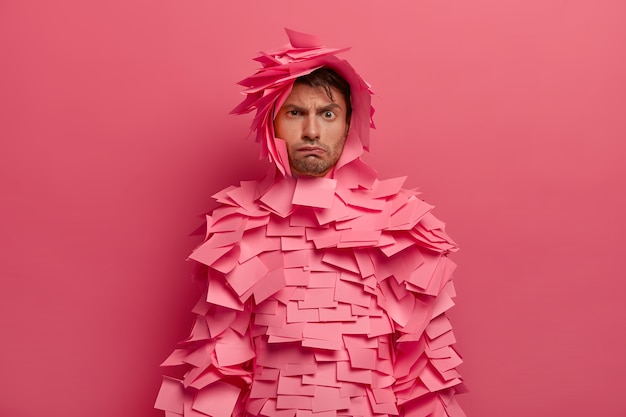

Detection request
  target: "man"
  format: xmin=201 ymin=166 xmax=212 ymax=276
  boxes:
xmin=156 ymin=29 xmax=465 ymax=417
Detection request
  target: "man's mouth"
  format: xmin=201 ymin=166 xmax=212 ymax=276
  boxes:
xmin=297 ymin=146 xmax=326 ymax=155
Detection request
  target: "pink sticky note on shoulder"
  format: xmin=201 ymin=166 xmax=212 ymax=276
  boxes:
xmin=292 ymin=177 xmax=337 ymax=209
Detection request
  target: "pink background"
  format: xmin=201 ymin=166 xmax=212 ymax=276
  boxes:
xmin=1 ymin=1 xmax=625 ymax=416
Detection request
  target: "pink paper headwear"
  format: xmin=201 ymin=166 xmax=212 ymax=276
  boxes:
xmin=231 ymin=28 xmax=375 ymax=177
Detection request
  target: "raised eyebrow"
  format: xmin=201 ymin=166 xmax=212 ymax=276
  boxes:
xmin=319 ymin=103 xmax=342 ymax=113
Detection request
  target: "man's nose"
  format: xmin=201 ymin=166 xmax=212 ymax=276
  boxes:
xmin=302 ymin=115 xmax=320 ymax=141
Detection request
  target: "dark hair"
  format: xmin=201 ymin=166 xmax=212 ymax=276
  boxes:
xmin=295 ymin=67 xmax=352 ymax=122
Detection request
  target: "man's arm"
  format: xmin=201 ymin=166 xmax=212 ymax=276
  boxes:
xmin=156 ymin=206 xmax=261 ymax=417
xmin=377 ymin=210 xmax=466 ymax=417
xmin=155 ymin=266 xmax=255 ymax=417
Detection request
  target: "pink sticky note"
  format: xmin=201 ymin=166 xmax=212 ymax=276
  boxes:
xmin=314 ymin=194 xmax=351 ymax=225
xmin=267 ymin=216 xmax=306 ymax=236
xmin=259 ymin=176 xmax=296 ymax=217
xmin=431 ymin=288 xmax=455 ymax=318
xmin=306 ymin=271 xmax=337 ymax=288
xmin=254 ymin=268 xmax=287 ymax=304
xmin=292 ymin=177 xmax=337 ymax=209
xmin=210 ymin=245 xmax=242 ymax=275
xmin=226 ymin=256 xmax=269 ymax=296
xmin=215 ymin=329 xmax=255 ymax=367
xmin=192 ymin=381 xmax=240 ymax=417
xmin=284 ymin=268 xmax=311 ymax=286
xmin=318 ymin=304 xmax=356 ymax=322
xmin=419 ymin=363 xmax=462 ymax=392
xmin=307 ymin=226 xmax=342 ymax=249
xmin=303 ymin=322 xmax=342 ymax=341
xmin=262 ymin=400 xmax=298 ymax=417
xmin=366 ymin=388 xmax=399 ymax=415
xmin=334 ymin=279 xmax=371 ymax=308
xmin=340 ymin=204 xmax=392 ymax=232
xmin=208 ymin=213 xmax=241 ymax=233
xmin=335 ymin=157 xmax=377 ymax=189
xmin=290 ymin=287 xmax=307 ymax=301
xmin=188 ymin=368 xmax=221 ymax=390
xmin=302 ymin=337 xmax=343 ymax=350
xmin=283 ymin=363 xmax=317 ymax=376
xmin=296 ymin=410 xmax=336 ymax=417
xmin=239 ymin=227 xmax=281 ymax=263
xmin=378 ymin=279 xmax=415 ymax=328
xmin=244 ymin=214 xmax=271 ymax=230
xmin=347 ymin=347 xmax=378 ymax=370
xmin=425 ymin=314 xmax=453 ymax=340
xmin=226 ymin=180 xmax=259 ymax=213
xmin=312 ymin=386 xmax=351 ymax=412
xmin=369 ymin=176 xmax=407 ymax=199
xmin=160 ymin=349 xmax=188 ymax=367
xmin=379 ymin=233 xmax=415 ymax=257
xmin=154 ymin=377 xmax=184 ymax=413
xmin=188 ymin=244 xmax=232 ymax=269
xmin=367 ymin=315 xmax=393 ymax=337
xmin=427 ymin=329 xmax=457 ymax=351
xmin=277 ymin=375 xmax=316 ymax=396
xmin=299 ymin=288 xmax=338 ymax=309
xmin=184 ymin=342 xmax=214 ymax=369
xmin=283 ymin=249 xmax=313 ymax=268
xmin=211 ymin=185 xmax=239 ymax=205
xmin=186 ymin=316 xmax=210 ymax=342
xmin=301 ymin=362 xmax=341 ymax=387
xmin=275 ymin=395 xmax=313 ymax=410
xmin=254 ymin=303 xmax=287 ymax=328
xmin=339 ymin=229 xmax=382 ymax=244
xmin=336 ymin=361 xmax=371 ymax=384
xmin=205 ymin=307 xmax=236 ymax=337
xmin=372 ymin=387 xmax=397 ymax=405
xmin=431 ymin=350 xmax=463 ymax=373
xmin=285 ymin=27 xmax=323 ymax=48
xmin=314 ymin=349 xmax=349 ymax=362
xmin=204 ymin=220 xmax=247 ymax=248
xmin=341 ymin=316 xmax=371 ymax=334
xmin=389 ymin=196 xmax=433 ymax=230
xmin=249 ymin=379 xmax=278 ymax=399
xmin=287 ymin=301 xmax=320 ymax=323
xmin=336 ymin=188 xmax=386 ymax=210
xmin=253 ymin=299 xmax=279 ymax=315
xmin=339 ymin=381 xmax=367 ymax=399
xmin=353 ymin=249 xmax=375 ymax=277
xmin=322 ymin=250 xmax=360 ymax=273
xmin=281 ymin=235 xmax=316 ymax=251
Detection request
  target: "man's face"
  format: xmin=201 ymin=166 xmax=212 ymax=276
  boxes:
xmin=274 ymin=83 xmax=349 ymax=177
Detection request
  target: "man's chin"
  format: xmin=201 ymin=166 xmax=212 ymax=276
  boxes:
xmin=291 ymin=162 xmax=332 ymax=177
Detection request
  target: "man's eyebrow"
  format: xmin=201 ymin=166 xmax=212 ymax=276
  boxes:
xmin=282 ymin=103 xmax=343 ymax=113
xmin=320 ymin=103 xmax=342 ymax=111
xmin=282 ymin=104 xmax=306 ymax=111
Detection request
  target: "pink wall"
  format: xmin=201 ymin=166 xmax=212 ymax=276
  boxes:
xmin=1 ymin=1 xmax=625 ymax=416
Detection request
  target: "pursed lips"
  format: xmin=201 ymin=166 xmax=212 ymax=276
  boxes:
xmin=297 ymin=145 xmax=326 ymax=155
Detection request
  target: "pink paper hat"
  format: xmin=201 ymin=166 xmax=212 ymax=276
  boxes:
xmin=231 ymin=28 xmax=375 ymax=176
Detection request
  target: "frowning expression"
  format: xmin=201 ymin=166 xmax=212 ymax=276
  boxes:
xmin=274 ymin=83 xmax=349 ymax=177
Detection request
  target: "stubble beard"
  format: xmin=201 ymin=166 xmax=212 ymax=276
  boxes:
xmin=289 ymin=141 xmax=343 ymax=177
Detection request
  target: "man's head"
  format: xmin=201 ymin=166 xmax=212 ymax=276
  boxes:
xmin=232 ymin=29 xmax=374 ymax=177
xmin=274 ymin=68 xmax=351 ymax=177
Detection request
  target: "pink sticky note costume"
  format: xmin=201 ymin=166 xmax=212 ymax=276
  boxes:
xmin=156 ymin=29 xmax=466 ymax=417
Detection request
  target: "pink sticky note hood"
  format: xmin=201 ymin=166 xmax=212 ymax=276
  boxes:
xmin=231 ymin=28 xmax=375 ymax=177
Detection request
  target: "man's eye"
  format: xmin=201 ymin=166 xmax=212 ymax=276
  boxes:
xmin=288 ymin=110 xmax=299 ymax=116
xmin=323 ymin=111 xmax=335 ymax=119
